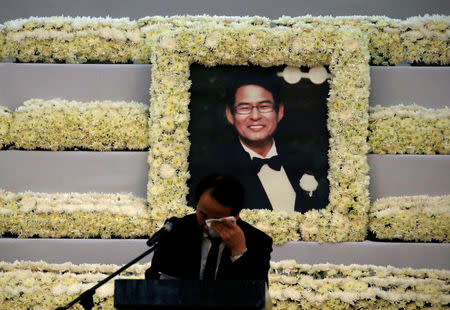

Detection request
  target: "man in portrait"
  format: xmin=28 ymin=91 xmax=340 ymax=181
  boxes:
xmin=188 ymin=65 xmax=329 ymax=213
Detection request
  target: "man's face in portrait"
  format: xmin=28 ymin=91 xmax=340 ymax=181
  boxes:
xmin=226 ymin=84 xmax=284 ymax=150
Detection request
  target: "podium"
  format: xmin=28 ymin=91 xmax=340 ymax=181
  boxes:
xmin=114 ymin=280 xmax=266 ymax=309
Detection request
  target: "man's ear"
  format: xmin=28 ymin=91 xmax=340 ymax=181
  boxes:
xmin=277 ymin=103 xmax=285 ymax=122
xmin=225 ymin=106 xmax=235 ymax=125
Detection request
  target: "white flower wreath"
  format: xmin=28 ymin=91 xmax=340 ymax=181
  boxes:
xmin=147 ymin=23 xmax=371 ymax=243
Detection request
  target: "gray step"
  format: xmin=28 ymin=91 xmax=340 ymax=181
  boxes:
xmin=0 ymin=63 xmax=152 ymax=109
xmin=0 ymin=151 xmax=148 ymax=197
xmin=368 ymin=155 xmax=450 ymax=202
xmin=1 ymin=151 xmax=448 ymax=201
xmin=0 ymin=238 xmax=448 ymax=269
xmin=1 ymin=64 xmax=448 ymax=110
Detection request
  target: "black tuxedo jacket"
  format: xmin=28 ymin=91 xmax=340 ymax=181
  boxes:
xmin=145 ymin=214 xmax=273 ymax=283
xmin=189 ymin=137 xmax=329 ymax=213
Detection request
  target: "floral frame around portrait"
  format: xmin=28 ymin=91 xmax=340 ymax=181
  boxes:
xmin=147 ymin=23 xmax=371 ymax=243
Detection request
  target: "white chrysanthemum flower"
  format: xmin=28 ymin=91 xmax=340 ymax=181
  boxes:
xmin=50 ymin=284 xmax=67 ymax=296
xmin=334 ymin=291 xmax=360 ymax=304
xmin=4 ymin=286 xmax=21 ymax=296
xmin=291 ymin=38 xmax=304 ymax=53
xmin=149 ymin=184 xmax=165 ymax=196
xmin=96 ymin=283 xmax=115 ymax=298
xmin=255 ymin=222 xmax=272 ymax=233
xmin=278 ymin=260 xmax=297 ymax=270
xmin=0 ymin=207 xmax=13 ymax=215
xmin=65 ymin=283 xmax=85 ymax=296
xmin=161 ymin=76 xmax=177 ymax=88
xmin=19 ymin=197 xmax=37 ymax=212
xmin=247 ymin=34 xmax=261 ymax=49
xmin=205 ymin=33 xmax=220 ymax=49
xmin=269 ymin=286 xmax=285 ymax=300
xmin=343 ymin=38 xmax=360 ymax=51
xmin=282 ymin=287 xmax=302 ymax=301
xmin=300 ymin=220 xmax=319 ymax=235
xmin=281 ymin=275 xmax=298 ymax=284
xmin=159 ymin=36 xmax=177 ymax=50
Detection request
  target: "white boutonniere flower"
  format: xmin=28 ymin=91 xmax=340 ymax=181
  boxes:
xmin=159 ymin=163 xmax=176 ymax=179
xmin=299 ymin=173 xmax=318 ymax=197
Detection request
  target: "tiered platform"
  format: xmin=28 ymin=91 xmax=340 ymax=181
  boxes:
xmin=1 ymin=64 xmax=449 ymax=269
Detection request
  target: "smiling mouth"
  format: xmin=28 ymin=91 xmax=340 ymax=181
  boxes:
xmin=248 ymin=125 xmax=264 ymax=130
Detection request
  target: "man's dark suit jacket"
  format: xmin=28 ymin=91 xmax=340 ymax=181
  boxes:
xmin=145 ymin=214 xmax=273 ymax=283
xmin=189 ymin=137 xmax=329 ymax=213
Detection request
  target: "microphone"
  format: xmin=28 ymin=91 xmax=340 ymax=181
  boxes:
xmin=146 ymin=217 xmax=179 ymax=246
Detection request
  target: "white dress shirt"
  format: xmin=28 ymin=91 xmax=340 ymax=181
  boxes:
xmin=240 ymin=139 xmax=296 ymax=213
xmin=199 ymin=234 xmax=224 ymax=279
xmin=199 ymin=233 xmax=245 ymax=279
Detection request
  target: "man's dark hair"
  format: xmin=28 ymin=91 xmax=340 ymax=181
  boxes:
xmin=195 ymin=173 xmax=245 ymax=215
xmin=226 ymin=67 xmax=282 ymax=113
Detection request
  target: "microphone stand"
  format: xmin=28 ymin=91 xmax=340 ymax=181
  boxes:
xmin=55 ymin=242 xmax=157 ymax=310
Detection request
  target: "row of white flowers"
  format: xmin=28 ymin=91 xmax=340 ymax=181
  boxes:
xmin=369 ymin=195 xmax=450 ymax=242
xmin=137 ymin=15 xmax=270 ymax=27
xmin=2 ymin=98 xmax=149 ymax=151
xmin=137 ymin=15 xmax=272 ymax=64
xmin=0 ymin=15 xmax=268 ymax=64
xmin=0 ymin=15 xmax=448 ymax=64
xmin=275 ymin=14 xmax=450 ymax=65
xmin=270 ymin=260 xmax=450 ymax=309
xmin=2 ymin=189 xmax=448 ymax=243
xmin=0 ymin=16 xmax=141 ymax=63
xmin=0 ymin=260 xmax=448 ymax=309
xmin=0 ymin=189 xmax=299 ymax=244
xmin=1 ymin=102 xmax=448 ymax=154
xmin=369 ymin=104 xmax=450 ymax=154
xmin=0 ymin=190 xmax=155 ymax=238
xmin=0 ymin=260 xmax=149 ymax=309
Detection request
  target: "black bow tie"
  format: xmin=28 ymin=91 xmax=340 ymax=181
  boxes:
xmin=251 ymin=156 xmax=282 ymax=173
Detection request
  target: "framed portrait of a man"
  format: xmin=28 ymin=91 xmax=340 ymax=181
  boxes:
xmin=148 ymin=25 xmax=370 ymax=241
xmin=188 ymin=64 xmax=330 ymax=213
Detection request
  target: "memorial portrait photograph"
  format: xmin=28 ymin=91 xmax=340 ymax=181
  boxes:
xmin=188 ymin=64 xmax=330 ymax=213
